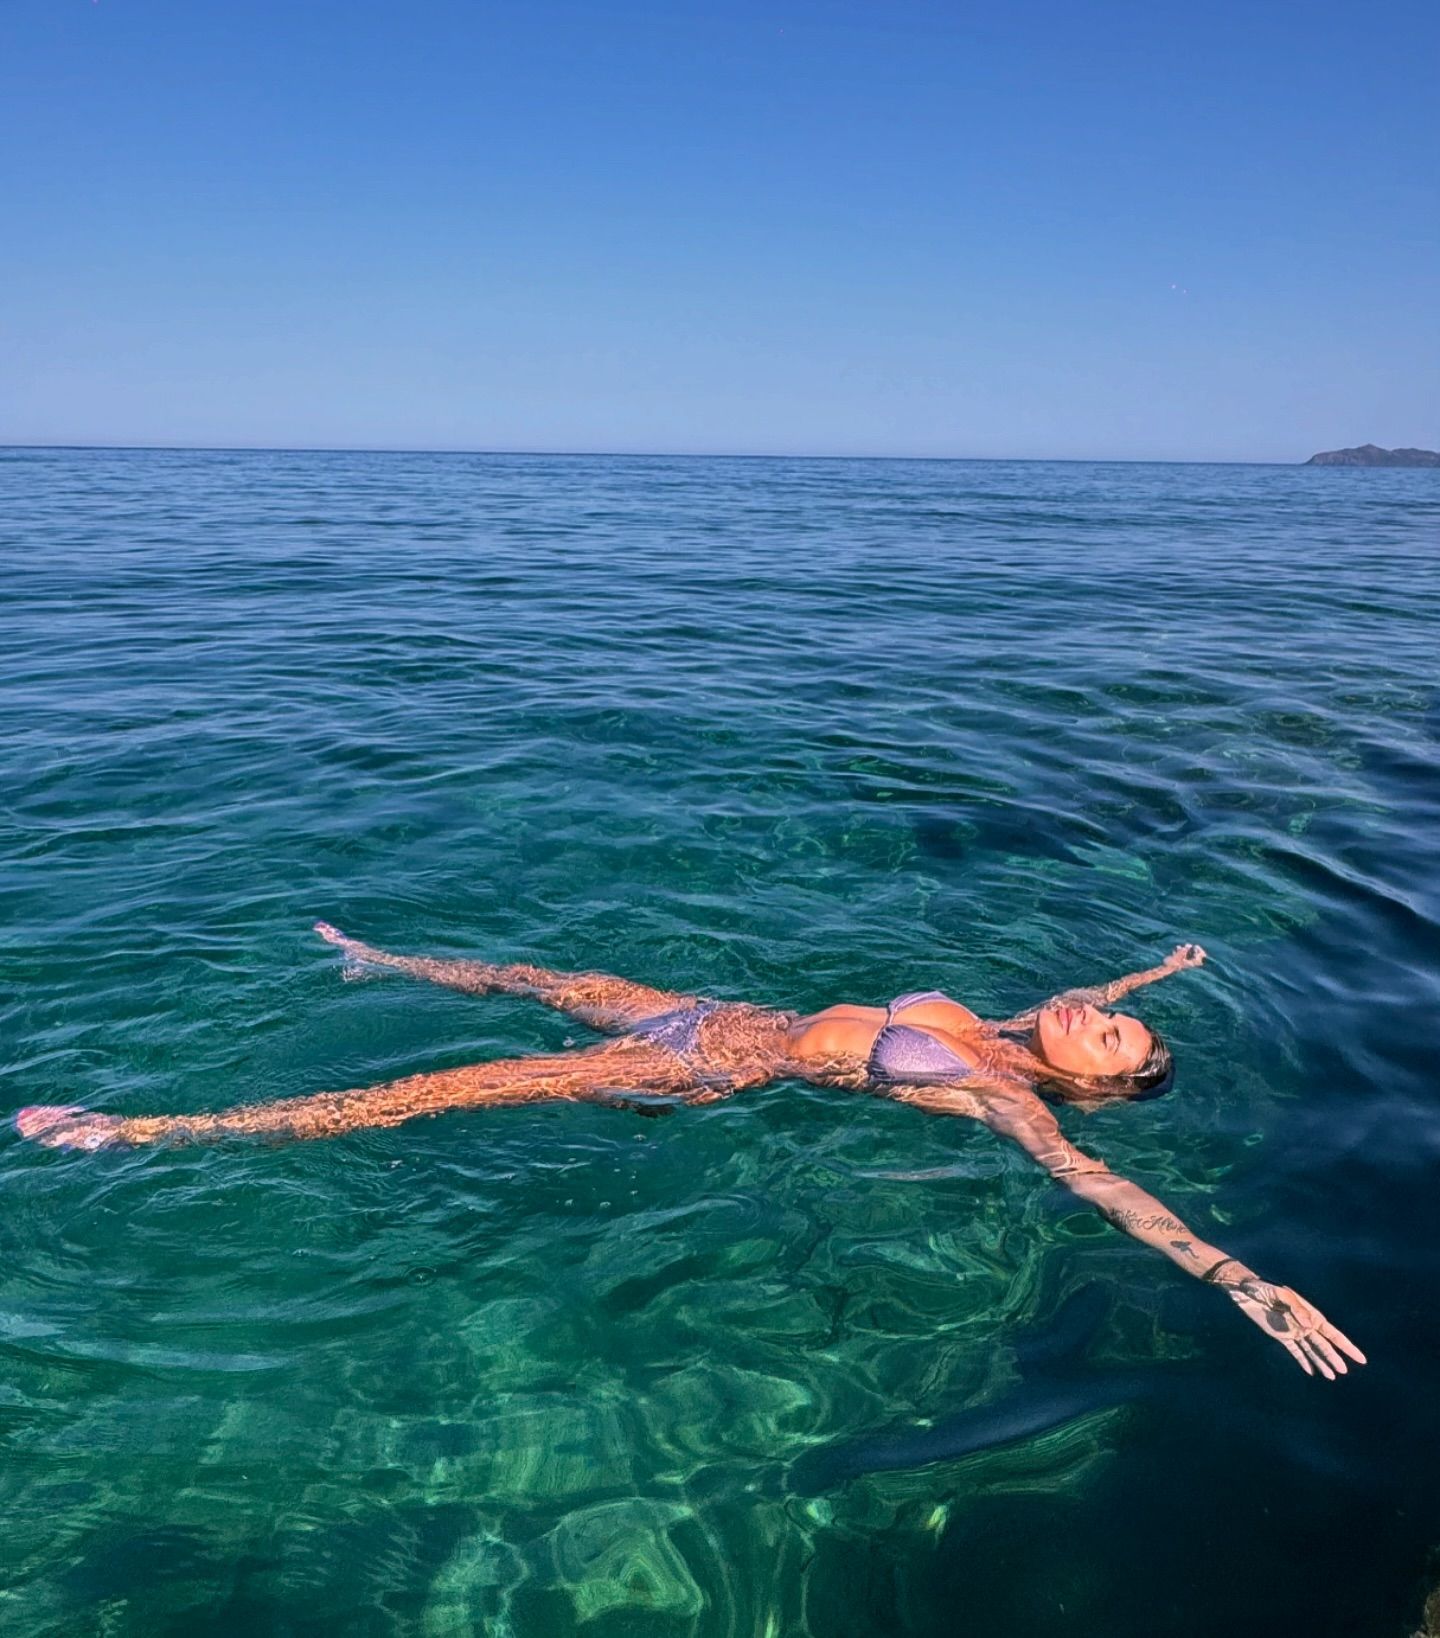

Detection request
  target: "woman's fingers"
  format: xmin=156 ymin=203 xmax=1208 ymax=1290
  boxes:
xmin=1286 ymin=1312 xmax=1367 ymax=1381
xmin=1292 ymin=1295 xmax=1367 ymax=1374
xmin=1309 ymin=1333 xmax=1349 ymax=1376
xmin=1304 ymin=1339 xmax=1337 ymax=1380
xmin=314 ymin=921 xmax=349 ymax=946
xmin=1326 ymin=1324 xmax=1368 ymax=1365
xmin=1281 ymin=1336 xmax=1315 ymax=1376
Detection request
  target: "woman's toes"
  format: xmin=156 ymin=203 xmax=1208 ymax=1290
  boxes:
xmin=15 ymin=1105 xmax=121 ymax=1150
xmin=16 ymin=1105 xmax=85 ymax=1140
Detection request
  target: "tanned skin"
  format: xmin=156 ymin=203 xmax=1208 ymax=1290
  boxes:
xmin=15 ymin=929 xmax=1364 ymax=1380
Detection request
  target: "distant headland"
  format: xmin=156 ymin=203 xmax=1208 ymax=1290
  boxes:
xmin=1305 ymin=444 xmax=1440 ymax=467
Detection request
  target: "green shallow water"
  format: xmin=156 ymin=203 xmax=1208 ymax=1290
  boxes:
xmin=2 ymin=449 xmax=1438 ymax=1635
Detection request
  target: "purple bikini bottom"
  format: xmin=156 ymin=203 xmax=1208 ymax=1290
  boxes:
xmin=628 ymin=1001 xmax=719 ymax=1057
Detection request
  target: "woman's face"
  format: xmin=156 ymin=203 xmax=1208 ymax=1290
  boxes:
xmin=1032 ymin=1000 xmax=1152 ymax=1078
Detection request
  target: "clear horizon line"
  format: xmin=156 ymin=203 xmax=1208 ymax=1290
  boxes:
xmin=0 ymin=440 xmax=1312 ymax=466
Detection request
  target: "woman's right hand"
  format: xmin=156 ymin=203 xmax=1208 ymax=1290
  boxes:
xmin=1223 ymin=1274 xmax=1366 ymax=1379
xmin=1166 ymin=942 xmax=1207 ymax=970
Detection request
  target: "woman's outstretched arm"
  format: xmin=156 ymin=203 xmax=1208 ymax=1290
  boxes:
xmin=997 ymin=944 xmax=1207 ymax=1029
xmin=15 ymin=1040 xmax=713 ymax=1151
xmin=314 ymin=923 xmax=696 ymax=1033
xmin=892 ymin=1076 xmax=1364 ymax=1380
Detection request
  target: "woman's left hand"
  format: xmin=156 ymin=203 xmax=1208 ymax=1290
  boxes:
xmin=1167 ymin=942 xmax=1207 ymax=970
xmin=1225 ymin=1276 xmax=1366 ymax=1379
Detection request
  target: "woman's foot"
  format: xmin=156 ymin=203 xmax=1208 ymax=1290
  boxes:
xmin=314 ymin=920 xmax=360 ymax=952
xmin=15 ymin=1105 xmax=125 ymax=1150
xmin=314 ymin=921 xmax=389 ymax=981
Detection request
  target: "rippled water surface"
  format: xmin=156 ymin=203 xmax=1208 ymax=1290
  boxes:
xmin=3 ymin=450 xmax=1438 ymax=1636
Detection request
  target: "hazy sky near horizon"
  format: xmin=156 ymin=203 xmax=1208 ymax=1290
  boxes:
xmin=3 ymin=0 xmax=1436 ymax=461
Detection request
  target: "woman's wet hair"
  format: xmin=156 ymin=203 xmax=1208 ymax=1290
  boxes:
xmin=1038 ymin=1028 xmax=1175 ymax=1108
xmin=1122 ymin=1029 xmax=1175 ymax=1100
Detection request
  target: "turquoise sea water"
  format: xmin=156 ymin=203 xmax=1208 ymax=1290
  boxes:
xmin=2 ymin=449 xmax=1438 ymax=1636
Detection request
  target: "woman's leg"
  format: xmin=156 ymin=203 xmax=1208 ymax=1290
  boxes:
xmin=15 ymin=1040 xmax=723 ymax=1151
xmin=314 ymin=923 xmax=694 ymax=1034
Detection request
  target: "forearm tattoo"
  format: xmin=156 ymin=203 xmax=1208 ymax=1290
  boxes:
xmin=1098 ymin=1206 xmax=1202 ymax=1260
xmin=1099 ymin=1207 xmax=1189 ymax=1236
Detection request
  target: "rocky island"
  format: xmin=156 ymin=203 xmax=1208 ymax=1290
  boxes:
xmin=1305 ymin=444 xmax=1440 ymax=466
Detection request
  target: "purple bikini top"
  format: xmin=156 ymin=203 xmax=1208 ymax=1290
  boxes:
xmin=868 ymin=990 xmax=976 ymax=1085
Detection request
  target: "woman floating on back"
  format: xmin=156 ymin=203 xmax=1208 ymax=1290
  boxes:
xmin=16 ymin=925 xmax=1365 ymax=1380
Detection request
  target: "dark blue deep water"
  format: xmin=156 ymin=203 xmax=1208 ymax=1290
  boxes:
xmin=2 ymin=449 xmax=1438 ymax=1637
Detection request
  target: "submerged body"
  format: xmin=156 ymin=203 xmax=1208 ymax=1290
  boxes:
xmin=15 ymin=927 xmax=1363 ymax=1379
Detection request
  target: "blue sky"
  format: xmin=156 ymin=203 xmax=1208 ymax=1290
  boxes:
xmin=3 ymin=0 xmax=1436 ymax=460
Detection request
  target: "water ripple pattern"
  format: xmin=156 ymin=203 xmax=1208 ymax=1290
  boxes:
xmin=2 ymin=451 xmax=1438 ymax=1636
